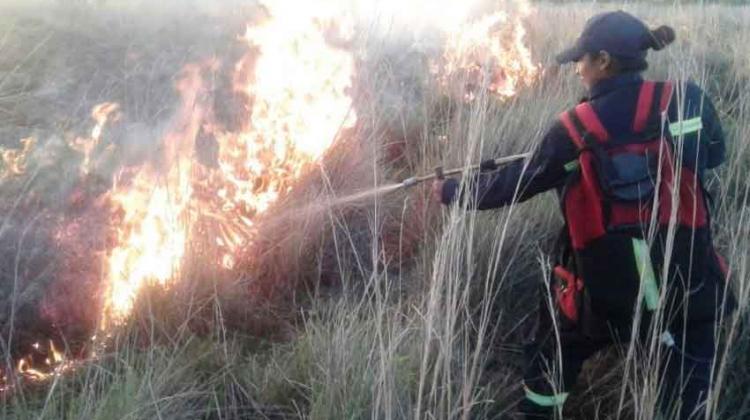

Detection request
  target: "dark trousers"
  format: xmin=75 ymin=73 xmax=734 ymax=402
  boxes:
xmin=520 ymin=294 xmax=717 ymax=420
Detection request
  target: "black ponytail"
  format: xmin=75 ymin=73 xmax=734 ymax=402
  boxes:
xmin=589 ymin=17 xmax=677 ymax=74
xmin=610 ymin=25 xmax=675 ymax=73
xmin=643 ymin=25 xmax=676 ymax=51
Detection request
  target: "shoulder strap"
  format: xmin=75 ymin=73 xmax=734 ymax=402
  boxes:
xmin=574 ymin=102 xmax=610 ymax=143
xmin=634 ymin=81 xmax=674 ymax=134
xmin=559 ymin=102 xmax=610 ymax=150
xmin=660 ymin=81 xmax=674 ymax=115
xmin=633 ymin=81 xmax=656 ymax=133
xmin=559 ymin=110 xmax=584 ymax=149
xmin=564 ymin=108 xmax=619 ymax=198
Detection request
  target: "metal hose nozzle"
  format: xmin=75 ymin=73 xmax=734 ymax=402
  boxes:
xmin=398 ymin=152 xmax=531 ymax=189
xmin=401 ymin=177 xmax=418 ymax=188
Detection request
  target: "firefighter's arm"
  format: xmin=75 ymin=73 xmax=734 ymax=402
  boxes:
xmin=699 ymin=89 xmax=726 ymax=169
xmin=439 ymin=122 xmax=576 ymax=209
xmin=673 ymin=82 xmax=726 ymax=171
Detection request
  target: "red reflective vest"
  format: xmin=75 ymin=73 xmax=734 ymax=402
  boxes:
xmin=558 ymin=81 xmax=709 ymax=251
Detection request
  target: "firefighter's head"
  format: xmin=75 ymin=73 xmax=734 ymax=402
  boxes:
xmin=556 ymin=11 xmax=675 ymax=90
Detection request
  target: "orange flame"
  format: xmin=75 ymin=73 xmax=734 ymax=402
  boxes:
xmin=68 ymin=102 xmax=121 ymax=175
xmin=102 ymin=178 xmax=191 ymax=326
xmin=196 ymin=0 xmax=357 ymax=265
xmin=0 ymin=137 xmax=36 ymax=179
xmin=434 ymin=3 xmax=539 ymax=100
xmin=97 ymin=1 xmax=357 ymax=326
xmin=15 ymin=341 xmax=71 ymax=383
xmin=99 ymin=65 xmax=204 ymax=329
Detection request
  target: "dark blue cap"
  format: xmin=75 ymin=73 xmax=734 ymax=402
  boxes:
xmin=556 ymin=11 xmax=653 ymax=64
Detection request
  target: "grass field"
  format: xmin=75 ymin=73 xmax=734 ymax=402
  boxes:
xmin=0 ymin=1 xmax=748 ymax=419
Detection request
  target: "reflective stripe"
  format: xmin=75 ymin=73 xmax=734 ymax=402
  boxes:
xmin=668 ymin=117 xmax=703 ymax=137
xmin=632 ymin=238 xmax=659 ymax=311
xmin=564 ymin=160 xmax=579 ymax=172
xmin=660 ymin=331 xmax=675 ymax=348
xmin=524 ymin=385 xmax=568 ymax=407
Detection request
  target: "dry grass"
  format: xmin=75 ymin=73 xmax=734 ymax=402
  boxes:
xmin=0 ymin=1 xmax=748 ymax=419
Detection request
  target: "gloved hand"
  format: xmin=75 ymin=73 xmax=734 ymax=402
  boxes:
xmin=431 ymin=179 xmax=445 ymax=204
xmin=432 ymin=179 xmax=459 ymax=205
xmin=479 ymin=158 xmax=498 ymax=172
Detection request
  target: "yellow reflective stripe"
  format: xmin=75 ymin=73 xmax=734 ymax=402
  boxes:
xmin=669 ymin=117 xmax=703 ymax=137
xmin=523 ymin=385 xmax=568 ymax=407
xmin=564 ymin=160 xmax=579 ymax=172
xmin=632 ymin=238 xmax=659 ymax=311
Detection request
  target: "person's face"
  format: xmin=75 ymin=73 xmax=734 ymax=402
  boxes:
xmin=575 ymin=52 xmax=613 ymax=91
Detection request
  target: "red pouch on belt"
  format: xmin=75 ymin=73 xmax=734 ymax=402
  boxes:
xmin=553 ymin=265 xmax=584 ymax=323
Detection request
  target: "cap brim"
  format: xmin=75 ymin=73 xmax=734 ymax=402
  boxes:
xmin=555 ymin=45 xmax=585 ymax=64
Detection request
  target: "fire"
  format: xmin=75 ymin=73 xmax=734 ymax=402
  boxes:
xmin=99 ymin=0 xmax=357 ymax=324
xmin=99 ymin=65 xmax=204 ymax=329
xmin=197 ymin=0 xmax=357 ymax=264
xmin=2 ymin=0 xmax=541 ymax=391
xmin=86 ymin=0 xmax=538 ymax=337
xmin=0 ymin=137 xmax=36 ymax=179
xmin=433 ymin=2 xmax=539 ymax=100
xmin=68 ymin=102 xmax=121 ymax=175
xmin=242 ymin=0 xmax=356 ymax=159
xmin=103 ymin=177 xmax=190 ymax=325
xmin=1 ymin=340 xmax=79 ymax=392
xmin=15 ymin=341 xmax=70 ymax=382
xmin=353 ymin=0 xmax=538 ymax=100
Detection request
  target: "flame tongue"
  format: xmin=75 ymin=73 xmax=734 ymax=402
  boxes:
xmin=68 ymin=102 xmax=121 ymax=175
xmin=243 ymin=0 xmax=356 ymax=158
xmin=99 ymin=1 xmax=358 ymax=325
xmin=435 ymin=3 xmax=539 ymax=100
xmin=103 ymin=176 xmax=190 ymax=325
xmin=14 ymin=341 xmax=71 ymax=383
xmin=0 ymin=137 xmax=36 ymax=179
xmin=100 ymin=64 xmax=205 ymax=329
xmin=199 ymin=0 xmax=357 ymax=263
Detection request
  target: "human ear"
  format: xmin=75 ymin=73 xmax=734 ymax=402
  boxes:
xmin=597 ymin=50 xmax=613 ymax=72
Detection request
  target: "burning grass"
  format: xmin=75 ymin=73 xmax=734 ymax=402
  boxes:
xmin=0 ymin=0 xmax=749 ymax=419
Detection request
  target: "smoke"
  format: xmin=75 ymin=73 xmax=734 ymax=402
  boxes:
xmin=0 ymin=0 xmax=253 ymax=18
xmin=0 ymin=0 xmax=538 ymax=384
xmin=0 ymin=1 xmax=249 ymax=361
xmin=350 ymin=0 xmax=536 ymax=150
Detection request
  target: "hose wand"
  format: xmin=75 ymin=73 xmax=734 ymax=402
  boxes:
xmin=400 ymin=152 xmax=531 ymax=188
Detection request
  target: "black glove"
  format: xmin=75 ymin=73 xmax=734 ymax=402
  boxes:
xmin=479 ymin=159 xmax=498 ymax=172
xmin=441 ymin=178 xmax=460 ymax=205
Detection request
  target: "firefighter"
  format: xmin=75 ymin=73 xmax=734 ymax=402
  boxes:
xmin=432 ymin=10 xmax=734 ymax=420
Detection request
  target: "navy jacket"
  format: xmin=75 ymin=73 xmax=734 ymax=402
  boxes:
xmin=442 ymin=73 xmax=726 ymax=209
